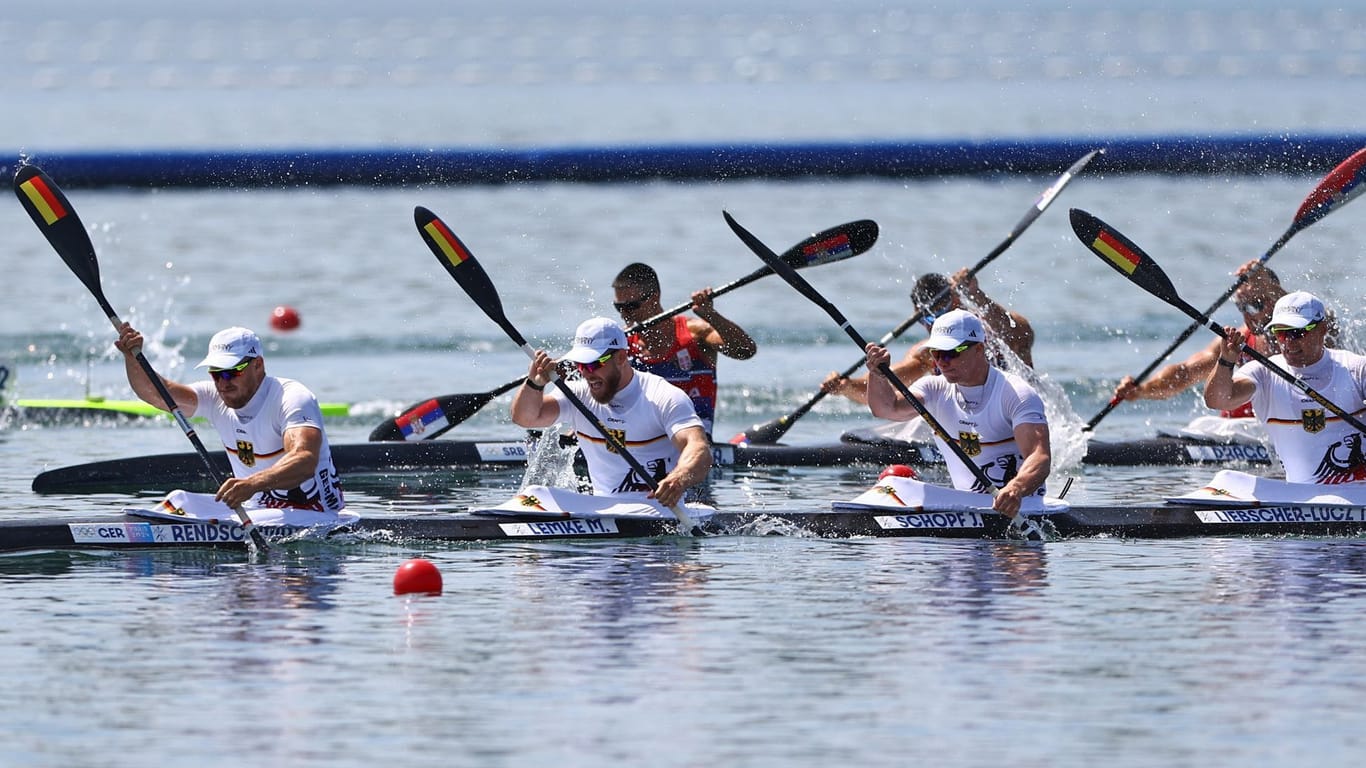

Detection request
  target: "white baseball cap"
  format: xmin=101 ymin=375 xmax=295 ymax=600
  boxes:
xmin=195 ymin=327 xmax=263 ymax=369
xmin=925 ymin=309 xmax=986 ymax=350
xmin=1267 ymin=291 xmax=1326 ymax=331
xmin=563 ymin=317 xmax=628 ymax=364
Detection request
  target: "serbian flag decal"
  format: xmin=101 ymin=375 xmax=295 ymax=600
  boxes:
xmin=1092 ymin=228 xmax=1141 ymax=275
xmin=18 ymin=175 xmax=67 ymax=226
xmin=802 ymin=233 xmax=851 ymax=265
xmin=395 ymin=399 xmax=449 ymax=441
xmin=423 ymin=218 xmax=470 ymax=268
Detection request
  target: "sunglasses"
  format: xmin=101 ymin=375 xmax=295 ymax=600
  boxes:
xmin=1268 ymin=322 xmax=1318 ymax=341
xmin=208 ymin=359 xmax=253 ymax=381
xmin=613 ymin=299 xmax=646 ymax=313
xmin=576 ymin=351 xmax=615 ymax=373
xmin=931 ymin=341 xmax=978 ymax=362
xmin=1235 ymin=300 xmax=1264 ymax=315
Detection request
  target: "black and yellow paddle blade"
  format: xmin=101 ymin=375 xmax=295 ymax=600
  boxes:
xmin=414 ymin=206 xmax=527 ymax=347
xmin=1069 ymin=208 xmax=1182 ymax=308
xmin=14 ymin=165 xmax=110 ymax=309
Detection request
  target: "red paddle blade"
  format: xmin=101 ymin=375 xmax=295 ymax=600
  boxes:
xmin=1294 ymin=146 xmax=1366 ymax=229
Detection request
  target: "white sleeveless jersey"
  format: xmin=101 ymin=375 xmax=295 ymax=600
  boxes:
xmin=548 ymin=370 xmax=704 ymax=498
xmin=908 ymin=367 xmax=1048 ymax=494
xmin=1242 ymin=348 xmax=1366 ymax=484
xmin=189 ymin=376 xmax=345 ymax=512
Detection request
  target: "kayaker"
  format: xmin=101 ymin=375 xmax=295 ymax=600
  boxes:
xmin=611 ymin=262 xmax=757 ymax=439
xmin=115 ymin=324 xmax=345 ymax=513
xmin=1111 ymin=261 xmax=1288 ymax=409
xmin=512 ymin=316 xmax=713 ymax=508
xmin=862 ymin=309 xmax=1052 ymax=516
xmin=1204 ymin=291 xmax=1366 ymax=484
xmin=822 ymin=268 xmax=1035 ymax=405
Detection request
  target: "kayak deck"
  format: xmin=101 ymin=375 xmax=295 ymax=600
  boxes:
xmin=4 ymin=502 xmax=1366 ymax=553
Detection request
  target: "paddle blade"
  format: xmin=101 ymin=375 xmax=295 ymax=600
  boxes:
xmin=1292 ymin=146 xmax=1366 ymax=230
xmin=369 ymin=376 xmax=525 ymax=441
xmin=14 ymin=165 xmax=107 ymax=305
xmin=414 ymin=206 xmax=528 ymax=347
xmin=782 ymin=220 xmax=879 ymax=270
xmin=1070 ymin=208 xmax=1182 ymax=307
xmin=733 ymin=415 xmax=794 ymax=445
xmin=369 ymin=393 xmax=488 ymax=441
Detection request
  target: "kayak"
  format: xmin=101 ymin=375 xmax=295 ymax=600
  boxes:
xmin=6 ymin=471 xmax=1365 ymax=553
xmin=30 ymin=425 xmax=1284 ymax=494
xmin=707 ymin=470 xmax=1366 ymax=540
xmin=9 ymin=397 xmax=350 ymax=425
xmin=0 ymin=484 xmax=711 ymax=553
xmin=30 ymin=438 xmax=942 ymax=494
xmin=840 ymin=416 xmax=1273 ymax=466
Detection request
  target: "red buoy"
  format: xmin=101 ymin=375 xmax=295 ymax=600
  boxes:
xmin=878 ymin=464 xmax=918 ymax=481
xmin=270 ymin=305 xmax=301 ymax=331
xmin=393 ymin=558 xmax=443 ymax=595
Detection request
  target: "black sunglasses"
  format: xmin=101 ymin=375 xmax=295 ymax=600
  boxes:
xmin=613 ymin=299 xmax=644 ymax=312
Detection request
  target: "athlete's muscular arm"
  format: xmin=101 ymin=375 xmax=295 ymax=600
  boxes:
xmin=653 ymin=425 xmax=712 ymax=507
xmin=214 ymin=425 xmax=322 ymax=508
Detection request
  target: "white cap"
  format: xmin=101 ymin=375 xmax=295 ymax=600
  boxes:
xmin=1267 ymin=291 xmax=1326 ymax=330
xmin=195 ymin=327 xmax=263 ymax=369
xmin=925 ymin=309 xmax=986 ymax=350
xmin=563 ymin=317 xmax=628 ymax=363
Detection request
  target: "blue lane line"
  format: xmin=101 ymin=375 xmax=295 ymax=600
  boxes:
xmin=8 ymin=133 xmax=1366 ymax=187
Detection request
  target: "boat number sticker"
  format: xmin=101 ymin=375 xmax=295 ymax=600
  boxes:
xmin=1185 ymin=444 xmax=1272 ymax=462
xmin=476 ymin=442 xmax=529 ymax=461
xmin=874 ymin=512 xmax=986 ymax=530
xmin=1194 ymin=506 xmax=1366 ymax=524
xmin=499 ymin=518 xmax=621 ymax=537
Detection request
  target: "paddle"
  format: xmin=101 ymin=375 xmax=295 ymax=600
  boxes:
xmin=369 ymin=217 xmax=880 ymax=441
xmin=1084 ymin=145 xmax=1366 ymax=431
xmin=734 ymin=148 xmax=1103 ymax=445
xmin=413 ymin=205 xmax=705 ymax=535
xmin=1072 ymin=208 xmax=1366 ymax=435
xmin=724 ymin=211 xmax=1047 ymax=540
xmin=12 ymin=164 xmax=270 ymax=552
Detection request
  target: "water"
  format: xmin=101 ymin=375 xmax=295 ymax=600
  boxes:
xmin=4 ymin=2 xmax=1366 ymax=766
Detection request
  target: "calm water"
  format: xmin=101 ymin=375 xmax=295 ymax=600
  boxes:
xmin=3 ymin=2 xmax=1366 ymax=766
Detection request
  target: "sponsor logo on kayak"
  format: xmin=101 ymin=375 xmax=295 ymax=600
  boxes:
xmin=499 ymin=518 xmax=620 ymax=537
xmin=1194 ymin=506 xmax=1366 ymax=524
xmin=873 ymin=512 xmax=986 ymax=530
